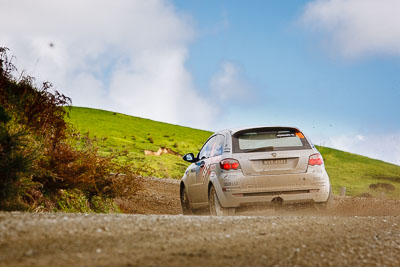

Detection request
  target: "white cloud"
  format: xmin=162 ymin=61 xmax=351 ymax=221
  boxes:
xmin=313 ymin=133 xmax=400 ymax=165
xmin=211 ymin=61 xmax=248 ymax=101
xmin=301 ymin=0 xmax=400 ymax=58
xmin=0 ymin=0 xmax=216 ymax=129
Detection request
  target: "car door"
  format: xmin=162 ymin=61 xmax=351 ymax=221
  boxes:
xmin=189 ymin=136 xmax=216 ymax=203
xmin=192 ymin=134 xmax=226 ymax=203
xmin=200 ymin=134 xmax=227 ymax=203
xmin=184 ymin=160 xmax=197 ymax=201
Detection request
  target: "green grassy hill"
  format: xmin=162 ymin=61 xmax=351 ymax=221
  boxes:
xmin=68 ymin=107 xmax=400 ymax=198
xmin=67 ymin=107 xmax=211 ymax=178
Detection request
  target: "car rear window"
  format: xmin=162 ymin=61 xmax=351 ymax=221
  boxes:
xmin=232 ymin=128 xmax=311 ymax=153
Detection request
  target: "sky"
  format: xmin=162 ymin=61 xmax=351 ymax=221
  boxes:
xmin=0 ymin=0 xmax=399 ymax=165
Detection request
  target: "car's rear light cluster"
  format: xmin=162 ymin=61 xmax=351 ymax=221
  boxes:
xmin=220 ymin=159 xmax=241 ymax=170
xmin=308 ymin=153 xmax=324 ymax=166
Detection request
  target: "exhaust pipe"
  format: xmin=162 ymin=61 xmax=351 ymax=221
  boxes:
xmin=271 ymin=197 xmax=283 ymax=206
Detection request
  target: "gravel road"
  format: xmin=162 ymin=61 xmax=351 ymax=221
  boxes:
xmin=1 ymin=178 xmax=400 ymax=266
xmin=1 ymin=212 xmax=400 ymax=267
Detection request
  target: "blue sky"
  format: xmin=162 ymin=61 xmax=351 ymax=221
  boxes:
xmin=176 ymin=0 xmax=400 ymax=164
xmin=176 ymin=0 xmax=400 ymax=134
xmin=0 ymin=0 xmax=399 ymax=164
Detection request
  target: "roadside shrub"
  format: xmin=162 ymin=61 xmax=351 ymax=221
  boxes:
xmin=0 ymin=106 xmax=31 ymax=204
xmin=56 ymin=189 xmax=92 ymax=213
xmin=0 ymin=47 xmax=142 ymax=211
xmin=369 ymin=183 xmax=395 ymax=191
xmin=90 ymin=195 xmax=120 ymax=213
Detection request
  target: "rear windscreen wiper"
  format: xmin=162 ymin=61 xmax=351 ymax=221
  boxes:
xmin=243 ymin=146 xmax=274 ymax=153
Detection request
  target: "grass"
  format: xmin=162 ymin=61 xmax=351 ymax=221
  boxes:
xmin=66 ymin=107 xmax=211 ymax=179
xmin=68 ymin=107 xmax=400 ymax=198
xmin=317 ymin=146 xmax=400 ymax=198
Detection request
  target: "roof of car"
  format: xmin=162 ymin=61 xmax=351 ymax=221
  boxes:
xmin=217 ymin=126 xmax=302 ymax=135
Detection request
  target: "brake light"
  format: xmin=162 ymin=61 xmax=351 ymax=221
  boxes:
xmin=220 ymin=159 xmax=241 ymax=170
xmin=308 ymin=153 xmax=323 ymax=166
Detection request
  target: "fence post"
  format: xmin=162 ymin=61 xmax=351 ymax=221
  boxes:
xmin=340 ymin=187 xmax=346 ymax=196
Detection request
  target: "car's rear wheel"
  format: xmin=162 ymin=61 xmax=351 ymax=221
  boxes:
xmin=180 ymin=186 xmax=192 ymax=215
xmin=209 ymin=185 xmax=235 ymax=216
xmin=315 ymin=186 xmax=334 ymax=210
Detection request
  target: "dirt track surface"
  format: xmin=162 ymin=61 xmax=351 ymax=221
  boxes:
xmin=116 ymin=177 xmax=181 ymax=215
xmin=1 ymin=212 xmax=400 ymax=266
xmin=1 ymin=177 xmax=400 ymax=267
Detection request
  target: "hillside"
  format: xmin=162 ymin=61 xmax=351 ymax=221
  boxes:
xmin=68 ymin=107 xmax=400 ymax=198
xmin=67 ymin=107 xmax=211 ymax=179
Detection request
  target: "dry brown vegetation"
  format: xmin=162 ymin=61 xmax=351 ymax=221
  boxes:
xmin=0 ymin=47 xmax=141 ymax=212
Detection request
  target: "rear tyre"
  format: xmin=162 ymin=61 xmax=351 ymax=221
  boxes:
xmin=180 ymin=186 xmax=192 ymax=215
xmin=209 ymin=185 xmax=235 ymax=216
xmin=315 ymin=186 xmax=334 ymax=210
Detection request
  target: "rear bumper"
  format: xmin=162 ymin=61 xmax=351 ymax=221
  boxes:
xmin=213 ymin=168 xmax=331 ymax=208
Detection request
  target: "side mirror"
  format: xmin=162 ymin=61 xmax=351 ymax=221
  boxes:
xmin=183 ymin=153 xmax=196 ymax=163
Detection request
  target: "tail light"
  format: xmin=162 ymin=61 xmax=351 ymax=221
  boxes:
xmin=220 ymin=159 xmax=241 ymax=171
xmin=308 ymin=153 xmax=324 ymax=166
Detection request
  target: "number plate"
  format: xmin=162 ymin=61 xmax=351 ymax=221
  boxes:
xmin=263 ymin=159 xmax=287 ymax=165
